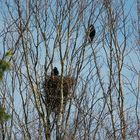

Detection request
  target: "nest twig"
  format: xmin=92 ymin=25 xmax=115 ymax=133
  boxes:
xmin=43 ymin=75 xmax=75 ymax=113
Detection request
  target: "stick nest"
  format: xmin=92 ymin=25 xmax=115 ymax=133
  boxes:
xmin=43 ymin=75 xmax=75 ymax=113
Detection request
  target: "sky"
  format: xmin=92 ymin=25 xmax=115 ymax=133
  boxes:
xmin=0 ymin=1 xmax=139 ymax=136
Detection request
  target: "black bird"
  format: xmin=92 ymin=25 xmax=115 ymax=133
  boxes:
xmin=52 ymin=67 xmax=59 ymax=76
xmin=88 ymin=24 xmax=96 ymax=42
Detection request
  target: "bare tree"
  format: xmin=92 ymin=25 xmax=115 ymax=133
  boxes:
xmin=0 ymin=0 xmax=139 ymax=140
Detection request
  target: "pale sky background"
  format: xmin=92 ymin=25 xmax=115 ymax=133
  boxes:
xmin=0 ymin=0 xmax=139 ymax=123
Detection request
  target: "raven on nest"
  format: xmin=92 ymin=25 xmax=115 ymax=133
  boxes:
xmin=51 ymin=67 xmax=59 ymax=76
xmin=88 ymin=24 xmax=96 ymax=42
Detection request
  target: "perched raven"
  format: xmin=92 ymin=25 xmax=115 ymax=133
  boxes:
xmin=52 ymin=67 xmax=59 ymax=76
xmin=88 ymin=24 xmax=96 ymax=42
